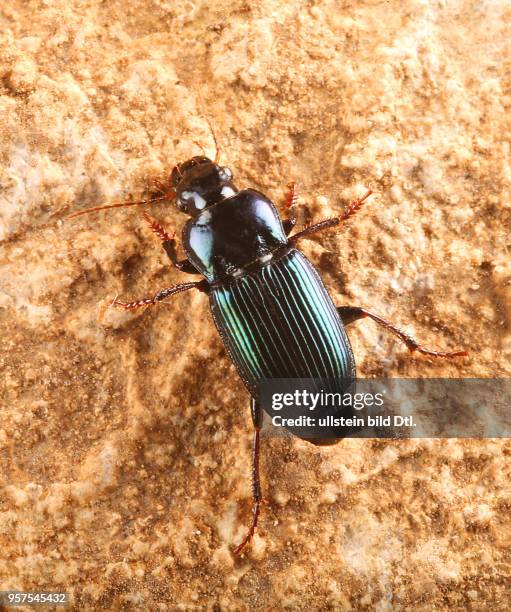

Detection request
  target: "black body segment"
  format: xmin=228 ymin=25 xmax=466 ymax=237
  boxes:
xmin=183 ymin=189 xmax=287 ymax=282
xmin=209 ymin=248 xmax=356 ymax=398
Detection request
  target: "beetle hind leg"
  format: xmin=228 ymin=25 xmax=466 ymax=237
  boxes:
xmin=337 ymin=306 xmax=468 ymax=358
xmin=233 ymin=398 xmax=264 ymax=556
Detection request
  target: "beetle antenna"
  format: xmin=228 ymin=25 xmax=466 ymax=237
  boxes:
xmin=193 ymin=140 xmax=207 ymax=156
xmin=205 ymin=115 xmax=221 ymax=164
xmin=196 ymin=92 xmax=221 ymax=163
xmin=66 ymin=190 xmax=176 ymax=219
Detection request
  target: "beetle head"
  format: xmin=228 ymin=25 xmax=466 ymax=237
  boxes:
xmin=171 ymin=156 xmax=237 ymax=217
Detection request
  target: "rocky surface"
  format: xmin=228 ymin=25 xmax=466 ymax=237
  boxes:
xmin=0 ymin=0 xmax=510 ymax=609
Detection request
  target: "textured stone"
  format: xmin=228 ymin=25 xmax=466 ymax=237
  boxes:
xmin=0 ymin=0 xmax=510 ymax=609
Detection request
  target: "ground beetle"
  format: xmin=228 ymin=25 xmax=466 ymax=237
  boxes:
xmin=69 ymin=135 xmax=467 ymax=554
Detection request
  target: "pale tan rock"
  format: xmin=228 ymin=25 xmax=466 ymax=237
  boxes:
xmin=0 ymin=0 xmax=510 ymax=609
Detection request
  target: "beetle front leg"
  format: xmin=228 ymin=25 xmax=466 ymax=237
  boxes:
xmin=113 ymin=280 xmax=208 ymax=311
xmin=233 ymin=397 xmax=263 ymax=556
xmin=337 ymin=306 xmax=468 ymax=358
xmin=142 ymin=212 xmax=200 ymax=275
xmin=289 ymin=190 xmax=373 ymax=244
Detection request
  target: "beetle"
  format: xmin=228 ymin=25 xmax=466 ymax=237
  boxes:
xmin=68 ymin=140 xmax=467 ymax=554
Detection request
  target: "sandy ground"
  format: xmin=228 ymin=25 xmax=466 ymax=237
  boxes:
xmin=1 ymin=0 xmax=510 ymax=609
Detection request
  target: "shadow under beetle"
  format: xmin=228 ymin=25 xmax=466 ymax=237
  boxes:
xmin=69 ymin=139 xmax=468 ymax=555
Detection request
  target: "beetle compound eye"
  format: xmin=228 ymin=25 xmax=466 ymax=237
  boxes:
xmin=219 ymin=166 xmax=233 ymax=181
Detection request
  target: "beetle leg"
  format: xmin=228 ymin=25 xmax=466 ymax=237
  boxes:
xmin=288 ymin=190 xmax=373 ymax=244
xmin=142 ymin=212 xmax=200 ymax=275
xmin=337 ymin=306 xmax=468 ymax=358
xmin=113 ymin=280 xmax=208 ymax=311
xmin=233 ymin=398 xmax=263 ymax=555
xmin=163 ymin=245 xmax=200 ymax=275
xmin=142 ymin=211 xmax=174 ymax=242
xmin=284 ymin=181 xmax=298 ymax=209
xmin=282 ymin=181 xmax=298 ymax=236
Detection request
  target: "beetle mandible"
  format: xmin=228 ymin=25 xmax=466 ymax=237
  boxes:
xmin=68 ymin=136 xmax=467 ymax=555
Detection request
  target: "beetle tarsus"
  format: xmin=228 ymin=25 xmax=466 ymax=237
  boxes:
xmin=139 ymin=212 xmax=202 ymax=275
xmin=337 ymin=189 xmax=373 ymax=223
xmin=141 ymin=212 xmax=201 ymax=274
xmin=112 ymin=281 xmax=207 ymax=312
xmin=233 ymin=499 xmax=261 ymax=556
xmin=284 ymin=181 xmax=298 ymax=209
xmin=410 ymin=345 xmax=469 ymax=358
xmin=113 ymin=296 xmax=156 ymax=311
xmin=142 ymin=211 xmax=175 ymax=243
xmin=288 ymin=190 xmax=373 ymax=244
